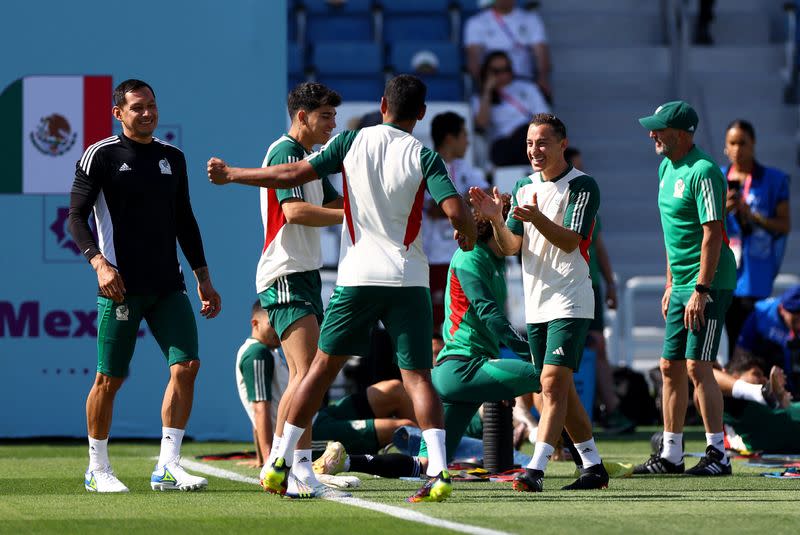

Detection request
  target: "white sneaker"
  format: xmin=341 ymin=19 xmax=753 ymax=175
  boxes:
xmin=317 ymin=473 xmax=361 ymax=489
xmin=285 ymin=473 xmax=316 ymax=499
xmin=85 ymin=466 xmax=129 ymax=493
xmin=312 ymin=441 xmax=347 ymax=475
xmin=150 ymin=457 xmax=208 ymax=491
xmin=313 ymin=482 xmax=352 ymax=498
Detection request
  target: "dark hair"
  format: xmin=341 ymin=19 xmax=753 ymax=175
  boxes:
xmin=564 ymin=147 xmax=581 ymax=165
xmin=479 ymin=50 xmax=513 ymax=103
xmin=113 ymin=79 xmax=156 ymax=108
xmin=384 ymin=75 xmax=427 ymax=121
xmin=287 ymin=82 xmax=342 ymax=119
xmin=431 ymin=112 xmax=465 ymax=149
xmin=473 ymin=192 xmax=512 ymax=242
xmin=530 ymin=113 xmax=567 ymax=140
xmin=726 ymin=119 xmax=756 ymax=142
xmin=726 ymin=350 xmax=767 ymax=376
xmin=251 ymin=300 xmax=266 ymax=318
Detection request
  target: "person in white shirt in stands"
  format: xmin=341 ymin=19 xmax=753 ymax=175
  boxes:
xmin=464 ymin=0 xmax=552 ymax=101
xmin=426 ymin=112 xmax=489 ymax=334
xmin=474 ymin=50 xmax=550 ymax=166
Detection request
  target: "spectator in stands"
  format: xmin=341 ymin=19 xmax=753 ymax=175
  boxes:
xmin=464 ymin=0 xmax=552 ymax=101
xmin=564 ymin=147 xmax=633 ymax=434
xmin=735 ymin=285 xmax=800 ymax=398
xmin=722 ymin=119 xmax=791 ymax=358
xmin=426 ymin=112 xmax=489 ymax=332
xmin=713 ymin=354 xmax=799 ymax=454
xmin=694 ymin=0 xmax=716 ymax=45
xmin=474 ymin=51 xmax=550 ymax=166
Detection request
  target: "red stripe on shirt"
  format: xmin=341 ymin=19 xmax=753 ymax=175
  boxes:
xmin=341 ymin=166 xmax=356 ymax=244
xmin=403 ymin=178 xmax=427 ymax=250
xmin=83 ymin=76 xmax=112 ymax=147
xmin=448 ymin=268 xmax=470 ymax=337
xmin=579 ymin=219 xmax=596 ymax=264
xmin=263 ymin=188 xmax=286 ymax=253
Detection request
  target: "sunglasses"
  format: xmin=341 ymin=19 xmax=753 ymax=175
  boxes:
xmin=489 ymin=66 xmax=512 ymax=74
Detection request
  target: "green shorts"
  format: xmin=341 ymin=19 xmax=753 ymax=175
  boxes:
xmin=318 ymin=286 xmax=433 ymax=370
xmin=259 ymin=270 xmax=324 ymax=338
xmin=663 ymin=288 xmax=732 ymax=361
xmin=526 ymin=318 xmax=591 ymax=372
xmin=312 ymin=391 xmax=378 ymax=454
xmin=419 ymin=356 xmax=541 ymax=460
xmin=96 ymin=291 xmax=198 ymax=378
xmin=589 ymin=284 xmax=604 ymax=332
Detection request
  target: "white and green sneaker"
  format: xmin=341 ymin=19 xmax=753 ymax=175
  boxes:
xmin=151 ymin=457 xmax=208 ymax=491
xmin=312 ymin=441 xmax=348 ymax=475
xmin=85 ymin=466 xmax=129 ymax=493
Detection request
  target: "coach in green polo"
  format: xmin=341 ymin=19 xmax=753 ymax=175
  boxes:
xmin=633 ymin=101 xmax=737 ymax=477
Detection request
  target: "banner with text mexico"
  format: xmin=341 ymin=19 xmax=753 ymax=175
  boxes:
xmin=0 ymin=75 xmax=112 ymax=194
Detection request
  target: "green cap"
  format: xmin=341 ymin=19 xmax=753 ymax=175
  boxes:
xmin=638 ymin=100 xmax=699 ymax=132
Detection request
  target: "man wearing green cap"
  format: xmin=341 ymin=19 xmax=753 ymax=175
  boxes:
xmin=634 ymin=100 xmax=737 ymax=477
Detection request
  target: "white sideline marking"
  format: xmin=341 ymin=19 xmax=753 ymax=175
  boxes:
xmin=181 ymin=459 xmax=513 ymax=535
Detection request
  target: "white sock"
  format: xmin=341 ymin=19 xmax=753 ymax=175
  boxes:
xmin=274 ymin=423 xmax=304 ymax=467
xmin=293 ymin=449 xmax=319 ymax=486
xmin=661 ymin=431 xmax=683 ymax=464
xmin=266 ymin=435 xmax=282 ymax=466
xmin=421 ymin=428 xmax=447 ymax=476
xmin=527 ymin=441 xmax=555 ymax=472
xmin=88 ymin=436 xmax=109 ymax=470
xmin=157 ymin=427 xmax=185 ymax=467
xmin=706 ymin=432 xmax=729 ymax=464
xmin=574 ymin=438 xmax=602 ymax=468
xmin=732 ymin=380 xmax=767 ymax=405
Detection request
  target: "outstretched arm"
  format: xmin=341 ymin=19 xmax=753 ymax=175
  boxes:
xmin=208 ymin=157 xmax=318 ymax=189
xmin=440 ymin=195 xmax=477 ymax=252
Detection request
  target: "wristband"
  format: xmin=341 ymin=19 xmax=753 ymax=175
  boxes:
xmin=695 ymin=284 xmax=711 ymax=294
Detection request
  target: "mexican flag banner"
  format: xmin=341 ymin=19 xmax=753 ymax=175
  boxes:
xmin=0 ymin=75 xmax=112 ymax=194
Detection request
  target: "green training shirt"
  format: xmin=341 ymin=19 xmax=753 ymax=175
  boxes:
xmin=657 ymin=145 xmax=736 ymax=290
xmin=439 ymin=241 xmax=530 ymax=361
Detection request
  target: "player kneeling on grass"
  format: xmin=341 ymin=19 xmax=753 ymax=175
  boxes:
xmin=315 ymin=195 xmax=542 ymax=484
xmin=211 ymin=75 xmax=478 ymax=502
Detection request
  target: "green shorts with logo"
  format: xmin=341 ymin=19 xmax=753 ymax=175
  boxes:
xmin=318 ymin=286 xmax=433 ymax=370
xmin=96 ymin=291 xmax=198 ymax=378
xmin=663 ymin=288 xmax=732 ymax=361
xmin=312 ymin=391 xmax=378 ymax=454
xmin=259 ymin=270 xmax=324 ymax=339
xmin=526 ymin=318 xmax=592 ymax=372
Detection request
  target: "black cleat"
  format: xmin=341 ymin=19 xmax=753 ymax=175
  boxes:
xmin=685 ymin=446 xmax=732 ymax=476
xmin=561 ymin=463 xmax=609 ymax=490
xmin=512 ymin=469 xmax=543 ymax=493
xmin=632 ymin=454 xmax=685 ymax=475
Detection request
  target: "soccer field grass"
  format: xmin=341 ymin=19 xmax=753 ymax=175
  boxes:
xmin=1 ymin=429 xmax=798 ymax=535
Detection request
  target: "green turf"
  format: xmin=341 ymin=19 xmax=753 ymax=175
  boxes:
xmin=1 ymin=428 xmax=798 ymax=534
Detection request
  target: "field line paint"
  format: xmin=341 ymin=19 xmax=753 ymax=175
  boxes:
xmin=181 ymin=459 xmax=514 ymax=535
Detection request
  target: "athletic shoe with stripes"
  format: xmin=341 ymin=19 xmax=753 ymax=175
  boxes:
xmin=632 ymin=454 xmax=685 ymax=475
xmin=562 ymin=463 xmax=609 ymax=490
xmin=151 ymin=458 xmax=208 ymax=491
xmin=285 ymin=473 xmax=316 ymax=499
xmin=512 ymin=468 xmax=543 ymax=492
xmin=260 ymin=456 xmax=290 ymax=495
xmin=685 ymin=446 xmax=732 ymax=476
xmin=407 ymin=470 xmax=452 ymax=503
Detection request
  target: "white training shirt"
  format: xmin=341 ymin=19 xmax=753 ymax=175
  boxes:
xmin=308 ymin=124 xmax=459 ymax=287
xmin=471 ymin=79 xmax=550 ymax=142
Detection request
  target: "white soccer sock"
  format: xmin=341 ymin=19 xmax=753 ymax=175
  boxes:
xmin=526 ymin=441 xmax=555 ymax=472
xmin=293 ymin=449 xmax=319 ymax=486
xmin=157 ymin=427 xmax=185 ymax=467
xmin=274 ymin=423 xmax=304 ymax=467
xmin=88 ymin=436 xmax=110 ymax=470
xmin=732 ymin=380 xmax=767 ymax=405
xmin=421 ymin=428 xmax=447 ymax=476
xmin=266 ymin=435 xmax=282 ymax=466
xmin=661 ymin=431 xmax=683 ymax=464
xmin=706 ymin=432 xmax=729 ymax=464
xmin=574 ymin=438 xmax=602 ymax=468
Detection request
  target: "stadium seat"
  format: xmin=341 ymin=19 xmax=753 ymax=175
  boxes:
xmin=287 ymin=0 xmax=298 ymax=43
xmin=418 ymin=76 xmax=462 ymax=100
xmin=315 ymin=76 xmax=385 ymax=101
xmin=455 ymin=0 xmax=483 ymax=18
xmin=304 ymin=0 xmax=375 ymax=42
xmin=313 ymin=41 xmax=384 ymax=101
xmin=288 ymin=42 xmax=304 ymax=77
xmin=389 ymin=41 xmax=461 ymax=75
xmin=381 ymin=0 xmax=452 ymax=42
